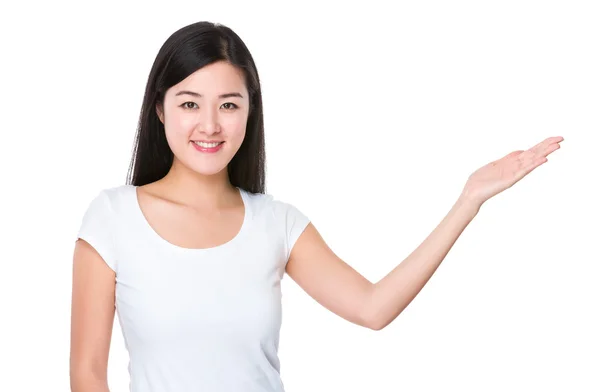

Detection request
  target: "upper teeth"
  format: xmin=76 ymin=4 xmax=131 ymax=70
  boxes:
xmin=193 ymin=141 xmax=222 ymax=148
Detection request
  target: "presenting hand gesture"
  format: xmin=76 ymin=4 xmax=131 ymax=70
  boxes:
xmin=461 ymin=136 xmax=564 ymax=206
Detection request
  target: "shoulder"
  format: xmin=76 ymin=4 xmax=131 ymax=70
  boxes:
xmin=242 ymin=189 xmax=306 ymax=220
xmin=84 ymin=184 xmax=133 ymax=213
xmin=77 ymin=185 xmax=132 ymax=274
xmin=242 ymin=189 xmax=310 ymax=249
xmin=98 ymin=184 xmax=132 ymax=201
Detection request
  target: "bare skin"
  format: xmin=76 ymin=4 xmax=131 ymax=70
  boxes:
xmin=70 ymin=240 xmax=115 ymax=392
xmin=135 ymin=179 xmax=244 ymax=250
xmin=285 ymin=136 xmax=563 ymax=330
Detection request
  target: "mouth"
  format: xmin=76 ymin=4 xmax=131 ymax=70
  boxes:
xmin=191 ymin=140 xmax=225 ymax=153
xmin=191 ymin=140 xmax=225 ymax=148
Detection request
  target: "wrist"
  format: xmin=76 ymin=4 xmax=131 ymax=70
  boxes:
xmin=456 ymin=192 xmax=483 ymax=215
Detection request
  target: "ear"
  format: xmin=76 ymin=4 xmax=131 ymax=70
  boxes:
xmin=156 ymin=103 xmax=164 ymax=124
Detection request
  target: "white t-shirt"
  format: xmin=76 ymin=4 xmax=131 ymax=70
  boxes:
xmin=76 ymin=184 xmax=310 ymax=392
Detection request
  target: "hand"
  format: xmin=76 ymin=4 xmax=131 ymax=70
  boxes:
xmin=460 ymin=136 xmax=564 ymax=207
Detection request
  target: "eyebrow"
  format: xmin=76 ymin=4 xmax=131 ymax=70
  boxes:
xmin=175 ymin=90 xmax=244 ymax=99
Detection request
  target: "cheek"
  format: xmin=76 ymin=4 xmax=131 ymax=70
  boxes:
xmin=163 ymin=122 xmax=190 ymax=153
xmin=173 ymin=115 xmax=197 ymax=131
xmin=164 ymin=116 xmax=193 ymax=140
xmin=224 ymin=117 xmax=247 ymax=136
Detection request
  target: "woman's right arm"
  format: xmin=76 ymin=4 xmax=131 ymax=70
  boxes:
xmin=70 ymin=239 xmax=116 ymax=392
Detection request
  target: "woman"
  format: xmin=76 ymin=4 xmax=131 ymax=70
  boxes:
xmin=69 ymin=21 xmax=563 ymax=392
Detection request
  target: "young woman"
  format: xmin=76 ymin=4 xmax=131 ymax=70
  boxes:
xmin=69 ymin=21 xmax=563 ymax=392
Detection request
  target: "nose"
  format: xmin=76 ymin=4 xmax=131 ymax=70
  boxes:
xmin=202 ymin=120 xmax=221 ymax=135
xmin=196 ymin=106 xmax=221 ymax=135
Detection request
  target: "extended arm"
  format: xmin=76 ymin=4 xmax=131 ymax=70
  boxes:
xmin=286 ymin=196 xmax=478 ymax=330
xmin=363 ymin=196 xmax=479 ymax=329
xmin=286 ymin=136 xmax=562 ymax=330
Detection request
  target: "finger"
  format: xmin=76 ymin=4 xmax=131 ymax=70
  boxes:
xmin=532 ymin=140 xmax=562 ymax=161
xmin=530 ymin=140 xmax=551 ymax=155
xmin=512 ymin=136 xmax=561 ymax=180
xmin=524 ymin=140 xmax=558 ymax=162
xmin=543 ymin=136 xmax=564 ymax=146
xmin=515 ymin=155 xmax=548 ymax=180
xmin=530 ymin=136 xmax=564 ymax=155
xmin=543 ymin=142 xmax=561 ymax=156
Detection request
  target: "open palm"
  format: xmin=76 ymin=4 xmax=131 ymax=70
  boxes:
xmin=461 ymin=136 xmax=564 ymax=206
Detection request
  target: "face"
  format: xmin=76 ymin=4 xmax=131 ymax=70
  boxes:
xmin=156 ymin=60 xmax=250 ymax=177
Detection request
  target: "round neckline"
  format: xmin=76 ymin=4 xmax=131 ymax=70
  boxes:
xmin=129 ymin=184 xmax=250 ymax=253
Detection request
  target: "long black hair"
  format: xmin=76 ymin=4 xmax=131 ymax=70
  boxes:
xmin=126 ymin=21 xmax=266 ymax=194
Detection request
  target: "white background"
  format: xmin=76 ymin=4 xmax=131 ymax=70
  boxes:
xmin=1 ymin=1 xmax=598 ymax=391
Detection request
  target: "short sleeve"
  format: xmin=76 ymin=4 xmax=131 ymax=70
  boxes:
xmin=283 ymin=202 xmax=311 ymax=263
xmin=76 ymin=190 xmax=117 ymax=273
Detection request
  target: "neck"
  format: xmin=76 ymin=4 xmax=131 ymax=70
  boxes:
xmin=158 ymin=159 xmax=238 ymax=209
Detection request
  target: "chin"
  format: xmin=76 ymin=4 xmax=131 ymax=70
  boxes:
xmin=188 ymin=162 xmax=230 ymax=177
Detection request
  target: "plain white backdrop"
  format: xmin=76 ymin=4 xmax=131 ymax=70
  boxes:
xmin=0 ymin=1 xmax=598 ymax=391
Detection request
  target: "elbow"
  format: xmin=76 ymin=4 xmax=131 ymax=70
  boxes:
xmin=70 ymin=362 xmax=109 ymax=392
xmin=359 ymin=313 xmax=386 ymax=330
xmin=70 ymin=373 xmax=109 ymax=392
xmin=365 ymin=316 xmax=387 ymax=331
xmin=360 ymin=285 xmax=387 ymax=331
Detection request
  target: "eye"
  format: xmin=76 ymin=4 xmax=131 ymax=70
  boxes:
xmin=180 ymin=102 xmax=238 ymax=111
xmin=181 ymin=102 xmax=198 ymax=110
xmin=221 ymin=102 xmax=238 ymax=110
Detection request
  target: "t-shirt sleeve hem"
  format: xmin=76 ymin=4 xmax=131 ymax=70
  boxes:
xmin=286 ymin=217 xmax=310 ymax=261
xmin=76 ymin=189 xmax=118 ymax=274
xmin=76 ymin=234 xmax=117 ymax=273
xmin=284 ymin=203 xmax=311 ymax=265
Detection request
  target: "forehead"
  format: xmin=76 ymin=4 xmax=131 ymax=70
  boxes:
xmin=172 ymin=61 xmax=248 ymax=96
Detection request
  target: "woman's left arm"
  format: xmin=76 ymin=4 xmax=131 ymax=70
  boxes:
xmin=286 ymin=136 xmax=563 ymax=330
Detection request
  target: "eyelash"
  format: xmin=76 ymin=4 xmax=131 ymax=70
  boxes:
xmin=180 ymin=102 xmax=239 ymax=111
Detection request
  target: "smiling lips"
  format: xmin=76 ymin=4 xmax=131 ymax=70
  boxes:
xmin=191 ymin=140 xmax=224 ymax=153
